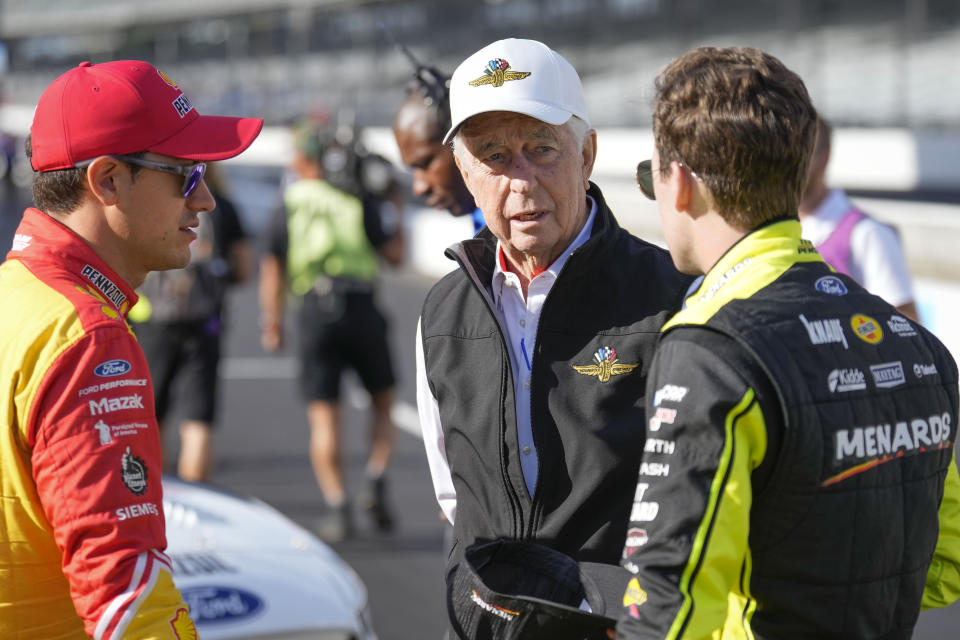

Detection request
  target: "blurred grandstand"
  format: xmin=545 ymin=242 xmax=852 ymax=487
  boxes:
xmin=1 ymin=0 xmax=959 ymax=129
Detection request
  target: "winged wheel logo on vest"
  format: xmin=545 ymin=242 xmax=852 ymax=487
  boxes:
xmin=572 ymin=346 xmax=638 ymax=383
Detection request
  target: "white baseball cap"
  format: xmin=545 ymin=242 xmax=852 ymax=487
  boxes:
xmin=443 ymin=38 xmax=590 ymax=145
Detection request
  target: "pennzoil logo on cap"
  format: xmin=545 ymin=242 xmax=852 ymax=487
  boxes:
xmin=469 ymin=59 xmax=531 ymax=88
xmin=572 ymin=346 xmax=638 ymax=383
xmin=157 ymin=69 xmax=180 ymax=89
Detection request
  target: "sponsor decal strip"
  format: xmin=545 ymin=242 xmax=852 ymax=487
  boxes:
xmin=470 ymin=590 xmax=520 ymax=620
xmin=822 ymin=441 xmax=953 ymax=487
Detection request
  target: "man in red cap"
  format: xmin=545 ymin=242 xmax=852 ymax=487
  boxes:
xmin=0 ymin=60 xmax=262 ymax=638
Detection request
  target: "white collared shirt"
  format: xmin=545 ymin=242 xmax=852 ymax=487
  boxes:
xmin=415 ymin=196 xmax=598 ymax=522
xmin=800 ymin=189 xmax=913 ymax=307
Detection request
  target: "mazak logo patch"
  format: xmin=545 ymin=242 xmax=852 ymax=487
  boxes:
xmin=828 ymin=368 xmax=866 ymax=393
xmin=94 ymin=359 xmax=132 ymax=377
xmin=80 ymin=264 xmax=127 ymax=309
xmin=799 ymin=314 xmax=848 ymax=349
xmin=89 ymin=394 xmax=145 ymax=415
xmin=468 ymin=58 xmax=531 ymax=88
xmin=870 ymin=361 xmax=905 ymax=388
xmin=851 ymin=314 xmax=883 ymax=344
xmin=815 ymin=275 xmax=848 ymax=296
xmin=571 ymin=346 xmax=638 ymax=383
xmin=121 ymin=447 xmax=148 ymax=495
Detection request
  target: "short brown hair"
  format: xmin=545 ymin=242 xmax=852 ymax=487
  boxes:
xmin=26 ymin=135 xmax=144 ymax=214
xmin=653 ymin=47 xmax=817 ymax=229
xmin=26 ymin=134 xmax=87 ymax=214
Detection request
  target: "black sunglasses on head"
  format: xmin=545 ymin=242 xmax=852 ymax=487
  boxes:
xmin=635 ymin=159 xmax=655 ymax=200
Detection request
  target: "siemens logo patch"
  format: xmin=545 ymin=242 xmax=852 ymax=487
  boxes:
xmin=835 ymin=413 xmax=952 ymax=462
xmin=180 ymin=587 xmax=264 ymax=623
xmin=870 ymin=361 xmax=905 ymax=388
xmin=94 ymin=359 xmax=131 ymax=377
xmin=799 ymin=314 xmax=848 ymax=349
xmin=80 ymin=264 xmax=127 ymax=308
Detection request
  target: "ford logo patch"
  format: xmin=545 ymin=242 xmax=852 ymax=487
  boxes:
xmin=94 ymin=359 xmax=132 ymax=377
xmin=814 ymin=276 xmax=848 ymax=296
xmin=180 ymin=586 xmax=264 ymax=623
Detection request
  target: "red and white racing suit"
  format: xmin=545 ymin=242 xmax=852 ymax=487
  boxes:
xmin=0 ymin=208 xmax=197 ymax=639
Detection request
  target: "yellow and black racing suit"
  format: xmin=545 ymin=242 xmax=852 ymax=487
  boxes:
xmin=618 ymin=219 xmax=960 ymax=639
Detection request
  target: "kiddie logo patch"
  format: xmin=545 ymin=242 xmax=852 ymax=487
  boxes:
xmin=851 ymin=314 xmax=883 ymax=344
xmin=94 ymin=359 xmax=132 ymax=377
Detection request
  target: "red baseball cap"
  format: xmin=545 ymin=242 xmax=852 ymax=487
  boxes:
xmin=30 ymin=60 xmax=264 ymax=171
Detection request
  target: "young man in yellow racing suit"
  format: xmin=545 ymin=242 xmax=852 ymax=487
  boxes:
xmin=0 ymin=60 xmax=261 ymax=638
xmin=617 ymin=47 xmax=960 ymax=640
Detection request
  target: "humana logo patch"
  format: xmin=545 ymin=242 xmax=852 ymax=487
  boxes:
xmin=828 ymin=368 xmax=866 ymax=392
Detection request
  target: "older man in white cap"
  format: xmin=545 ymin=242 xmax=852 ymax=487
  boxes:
xmin=414 ymin=38 xmax=691 ymax=638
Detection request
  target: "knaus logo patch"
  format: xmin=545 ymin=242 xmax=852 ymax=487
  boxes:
xmin=89 ymin=394 xmax=145 ymax=415
xmin=828 ymin=368 xmax=866 ymax=393
xmin=870 ymin=361 xmax=905 ymax=388
xmin=799 ymin=314 xmax=848 ymax=349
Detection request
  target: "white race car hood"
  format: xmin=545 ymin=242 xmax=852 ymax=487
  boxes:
xmin=163 ymin=477 xmax=371 ymax=638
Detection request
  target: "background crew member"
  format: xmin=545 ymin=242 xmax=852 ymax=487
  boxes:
xmin=800 ymin=115 xmax=918 ymax=320
xmin=393 ymin=61 xmax=484 ymax=233
xmin=0 ymin=59 xmax=261 ymax=638
xmin=618 ymin=46 xmax=960 ymax=639
xmin=415 ymin=38 xmax=691 ymax=637
xmin=260 ymin=120 xmax=404 ymax=542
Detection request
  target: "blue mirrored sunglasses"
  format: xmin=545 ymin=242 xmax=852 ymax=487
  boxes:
xmin=113 ymin=155 xmax=207 ymax=198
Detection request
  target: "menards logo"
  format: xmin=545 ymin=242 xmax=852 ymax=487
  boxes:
xmin=89 ymin=394 xmax=145 ymax=416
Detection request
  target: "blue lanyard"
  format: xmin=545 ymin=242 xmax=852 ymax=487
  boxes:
xmin=520 ymin=337 xmax=532 ymax=371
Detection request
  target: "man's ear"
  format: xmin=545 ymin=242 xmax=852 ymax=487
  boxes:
xmin=84 ymin=156 xmax=124 ymax=206
xmin=580 ymin=129 xmax=597 ymax=190
xmin=667 ymin=160 xmax=693 ymax=215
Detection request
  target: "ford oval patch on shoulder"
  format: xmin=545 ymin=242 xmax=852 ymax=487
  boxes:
xmin=95 ymin=359 xmax=132 ymax=377
xmin=815 ymin=276 xmax=848 ymax=296
xmin=180 ymin=587 xmax=265 ymax=623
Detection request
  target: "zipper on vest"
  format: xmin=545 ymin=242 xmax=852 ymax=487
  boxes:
xmin=447 ymin=243 xmax=526 ymax=539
